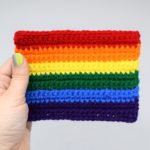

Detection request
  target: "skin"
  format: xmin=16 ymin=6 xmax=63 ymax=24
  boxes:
xmin=0 ymin=54 xmax=31 ymax=150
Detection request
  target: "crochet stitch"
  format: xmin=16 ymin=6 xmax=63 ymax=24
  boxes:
xmin=14 ymin=30 xmax=140 ymax=122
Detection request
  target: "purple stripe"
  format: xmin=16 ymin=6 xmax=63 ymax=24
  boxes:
xmin=28 ymin=101 xmax=139 ymax=123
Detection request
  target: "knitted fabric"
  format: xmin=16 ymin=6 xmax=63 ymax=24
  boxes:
xmin=14 ymin=30 xmax=140 ymax=122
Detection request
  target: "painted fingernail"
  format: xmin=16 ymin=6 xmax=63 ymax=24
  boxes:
xmin=13 ymin=53 xmax=24 ymax=66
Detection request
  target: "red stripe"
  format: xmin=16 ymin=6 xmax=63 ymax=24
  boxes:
xmin=14 ymin=30 xmax=140 ymax=46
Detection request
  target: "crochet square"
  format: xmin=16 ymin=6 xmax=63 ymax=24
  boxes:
xmin=14 ymin=30 xmax=140 ymax=122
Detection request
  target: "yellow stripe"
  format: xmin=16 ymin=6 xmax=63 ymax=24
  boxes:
xmin=29 ymin=61 xmax=139 ymax=75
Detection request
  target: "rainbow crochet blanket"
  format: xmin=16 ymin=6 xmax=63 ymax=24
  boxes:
xmin=14 ymin=30 xmax=140 ymax=122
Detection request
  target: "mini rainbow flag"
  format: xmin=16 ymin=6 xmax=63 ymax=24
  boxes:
xmin=14 ymin=30 xmax=140 ymax=122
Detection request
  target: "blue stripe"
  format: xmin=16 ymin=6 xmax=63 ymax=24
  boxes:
xmin=26 ymin=87 xmax=139 ymax=103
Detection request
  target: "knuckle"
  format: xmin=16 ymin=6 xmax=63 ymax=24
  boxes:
xmin=12 ymin=74 xmax=28 ymax=80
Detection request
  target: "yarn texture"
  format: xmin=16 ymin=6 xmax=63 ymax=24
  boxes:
xmin=14 ymin=30 xmax=140 ymax=122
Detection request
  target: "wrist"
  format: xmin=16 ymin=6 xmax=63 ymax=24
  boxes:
xmin=15 ymin=128 xmax=30 ymax=150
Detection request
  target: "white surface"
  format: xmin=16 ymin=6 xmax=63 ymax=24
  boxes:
xmin=0 ymin=0 xmax=150 ymax=150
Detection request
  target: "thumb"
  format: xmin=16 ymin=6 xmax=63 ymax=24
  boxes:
xmin=7 ymin=53 xmax=29 ymax=99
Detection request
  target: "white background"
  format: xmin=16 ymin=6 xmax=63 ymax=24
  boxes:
xmin=0 ymin=0 xmax=150 ymax=150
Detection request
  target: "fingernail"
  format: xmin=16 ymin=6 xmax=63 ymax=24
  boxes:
xmin=13 ymin=53 xmax=24 ymax=66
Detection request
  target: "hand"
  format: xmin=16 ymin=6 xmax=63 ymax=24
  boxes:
xmin=0 ymin=53 xmax=31 ymax=150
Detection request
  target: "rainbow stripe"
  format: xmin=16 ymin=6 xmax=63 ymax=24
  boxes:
xmin=14 ymin=30 xmax=140 ymax=122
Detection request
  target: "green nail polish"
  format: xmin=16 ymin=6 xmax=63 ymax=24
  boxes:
xmin=13 ymin=53 xmax=23 ymax=65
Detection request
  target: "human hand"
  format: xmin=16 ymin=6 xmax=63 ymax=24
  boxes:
xmin=0 ymin=53 xmax=31 ymax=150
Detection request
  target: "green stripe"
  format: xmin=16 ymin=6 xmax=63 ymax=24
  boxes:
xmin=29 ymin=71 xmax=138 ymax=81
xmin=28 ymin=71 xmax=139 ymax=90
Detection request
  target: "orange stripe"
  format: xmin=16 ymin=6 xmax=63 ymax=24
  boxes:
xmin=22 ymin=53 xmax=139 ymax=62
xmin=16 ymin=45 xmax=140 ymax=54
xmin=15 ymin=45 xmax=140 ymax=62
